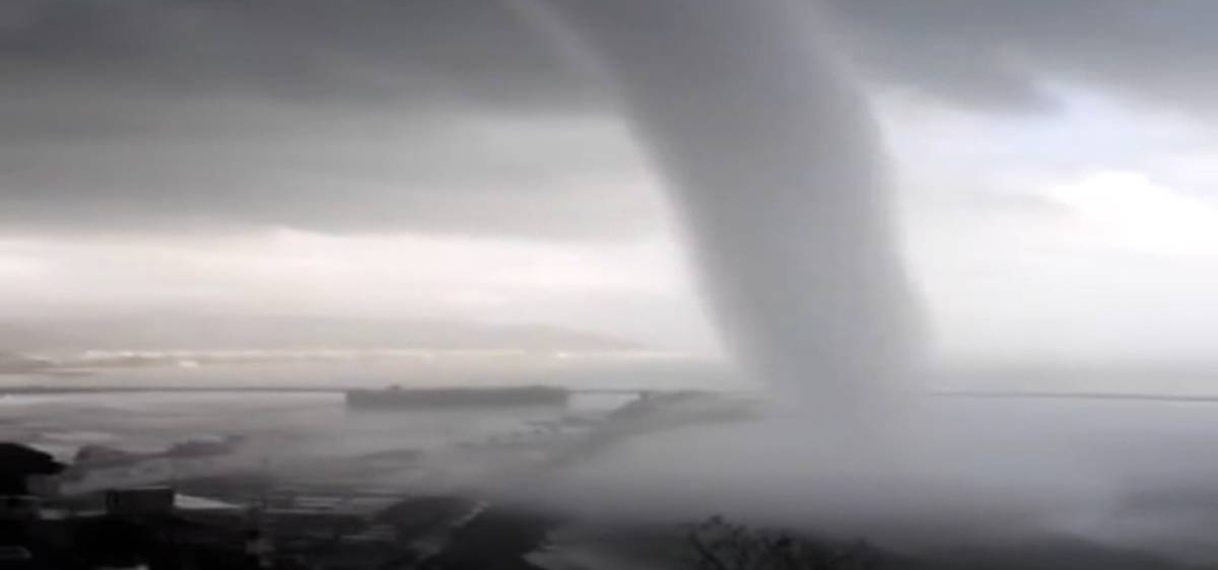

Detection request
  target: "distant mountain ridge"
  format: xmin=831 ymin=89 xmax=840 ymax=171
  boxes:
xmin=0 ymin=316 xmax=640 ymax=352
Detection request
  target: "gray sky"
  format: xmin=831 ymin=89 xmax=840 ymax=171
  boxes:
xmin=6 ymin=1 xmax=1218 ymax=363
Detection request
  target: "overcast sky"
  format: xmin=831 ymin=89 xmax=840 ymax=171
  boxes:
xmin=6 ymin=1 xmax=1218 ymax=363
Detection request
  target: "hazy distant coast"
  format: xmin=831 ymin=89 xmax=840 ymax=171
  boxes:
xmin=0 ymin=315 xmax=641 ymax=352
xmin=0 ymin=315 xmax=692 ymax=377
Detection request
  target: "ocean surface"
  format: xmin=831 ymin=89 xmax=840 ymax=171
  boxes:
xmin=0 ymin=370 xmax=645 ymax=458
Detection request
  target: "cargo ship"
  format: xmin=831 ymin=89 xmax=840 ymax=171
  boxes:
xmin=344 ymin=385 xmax=570 ymax=410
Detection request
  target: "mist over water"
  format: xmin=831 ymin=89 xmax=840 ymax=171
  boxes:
xmin=529 ymin=0 xmax=920 ymax=416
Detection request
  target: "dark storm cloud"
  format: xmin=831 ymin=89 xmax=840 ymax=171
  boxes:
xmin=3 ymin=0 xmax=1218 ymax=236
xmin=0 ymin=0 xmax=588 ymax=108
xmin=0 ymin=0 xmax=645 ymax=237
xmin=10 ymin=1 xmax=1216 ymax=121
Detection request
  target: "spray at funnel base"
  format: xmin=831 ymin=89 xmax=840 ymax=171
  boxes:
xmin=527 ymin=0 xmax=921 ymax=416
